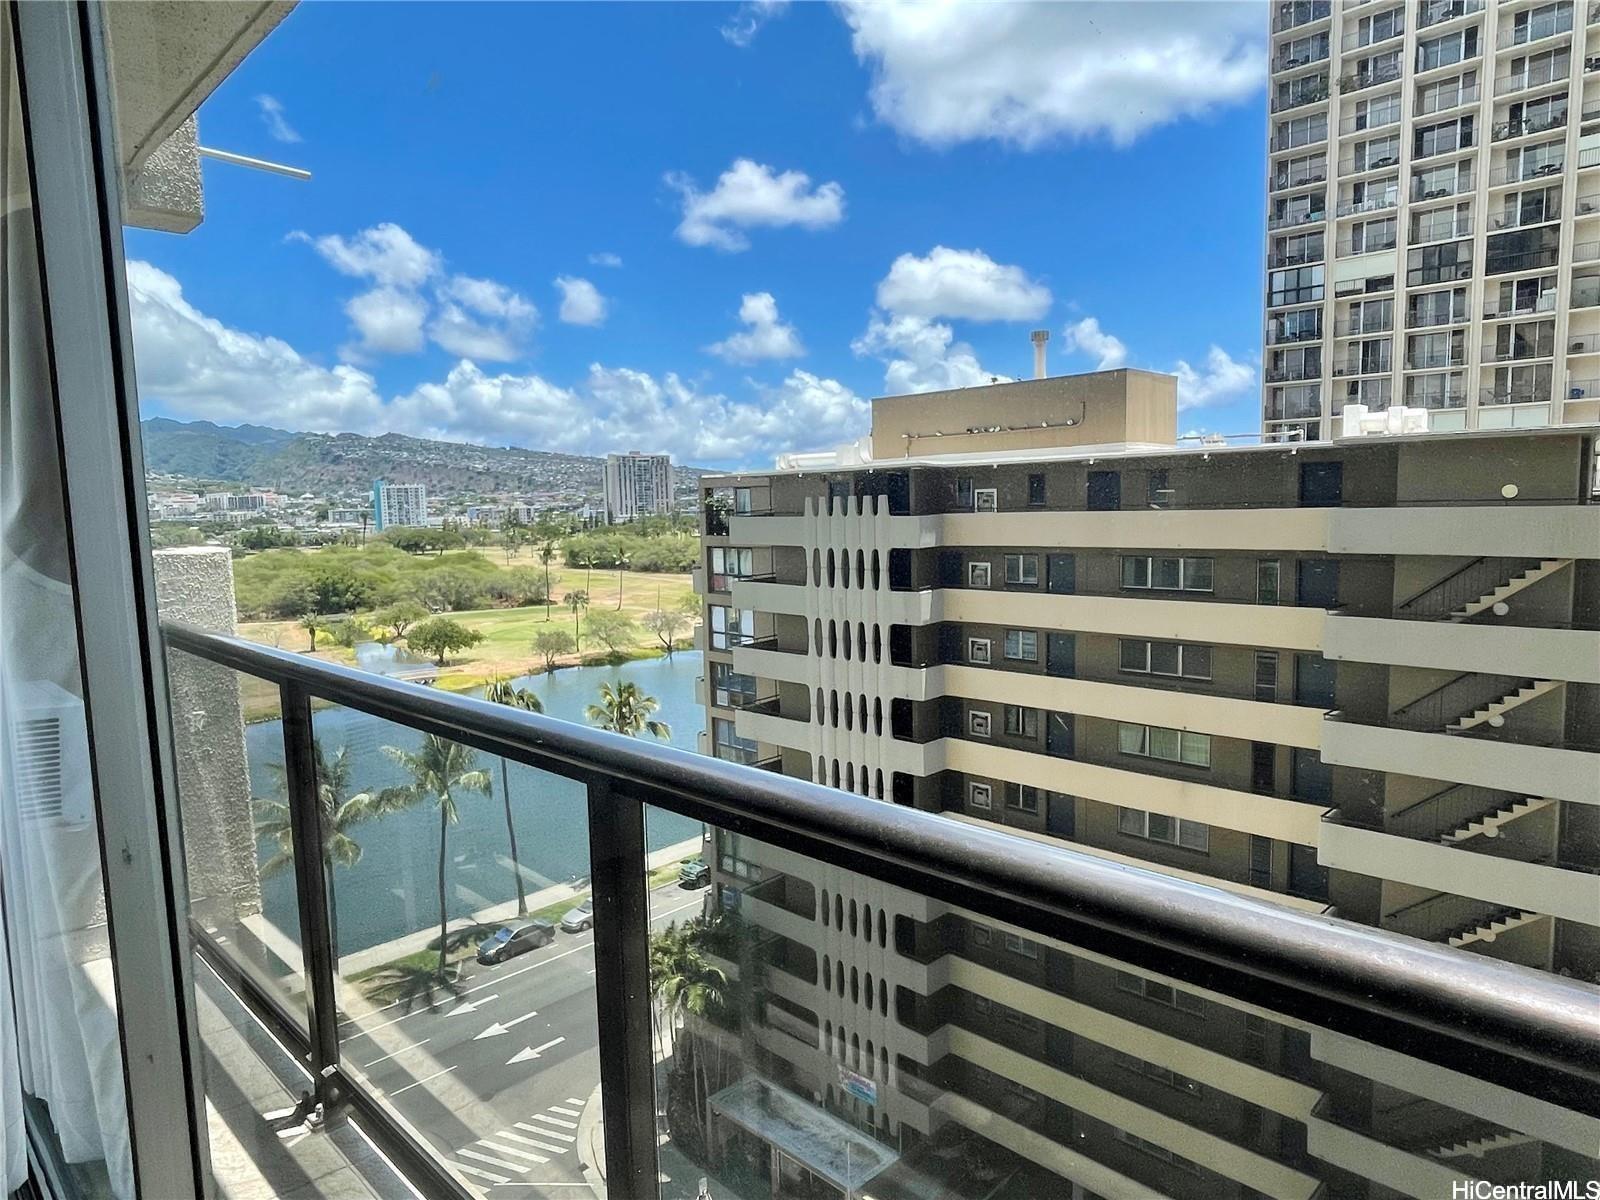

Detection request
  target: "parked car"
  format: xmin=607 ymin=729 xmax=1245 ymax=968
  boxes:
xmin=476 ymin=920 xmax=555 ymax=964
xmin=559 ymin=897 xmax=595 ymax=933
xmin=678 ymin=859 xmax=711 ymax=889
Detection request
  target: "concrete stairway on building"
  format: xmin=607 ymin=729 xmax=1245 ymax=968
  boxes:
xmin=1450 ymin=559 xmax=1571 ymax=621
xmin=1439 ymin=796 xmax=1555 ymax=843
xmin=1430 ymin=1130 xmax=1538 ymax=1161
xmin=1447 ymin=909 xmax=1546 ymax=950
xmin=1446 ymin=679 xmax=1562 ymax=733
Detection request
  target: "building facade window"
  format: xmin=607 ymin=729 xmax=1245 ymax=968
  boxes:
xmin=1004 ymin=554 xmax=1039 ymax=585
xmin=1122 ymin=555 xmax=1214 ymax=592
xmin=967 ymin=561 xmax=991 ymax=588
xmin=1003 ymin=706 xmax=1038 ymax=738
xmin=968 ymin=709 xmax=992 ymax=738
xmin=967 ymin=637 xmax=992 ymax=665
xmin=1118 ymin=723 xmax=1212 ymax=767
xmin=1118 ymin=639 xmax=1213 ymax=680
xmin=1119 ymin=806 xmax=1211 ymax=851
xmin=1003 ymin=630 xmax=1038 ymax=661
xmin=1004 ymin=782 xmax=1040 ymax=814
xmin=968 ymin=782 xmax=992 ymax=810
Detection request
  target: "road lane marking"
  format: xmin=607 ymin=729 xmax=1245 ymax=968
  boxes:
xmin=549 ymin=1106 xmax=580 ymax=1118
xmin=388 ymin=1064 xmax=457 ymax=1096
xmin=474 ymin=1010 xmax=539 ymax=1040
xmin=516 ymin=1121 xmax=576 ymax=1141
xmin=459 ymin=1149 xmax=528 ymax=1174
xmin=478 ymin=1140 xmax=549 ymax=1165
xmin=449 ymin=994 xmax=499 ymax=1015
xmin=564 ymin=1097 xmax=584 ymax=1106
xmin=507 ymin=1036 xmax=565 ymax=1064
xmin=361 ymin=1038 xmax=430 ymax=1069
xmin=495 ymin=1130 xmax=568 ymax=1154
xmin=652 ymin=897 xmax=704 ymax=921
xmin=452 ymin=1162 xmax=509 ymax=1184
xmin=528 ymin=1113 xmax=578 ymax=1130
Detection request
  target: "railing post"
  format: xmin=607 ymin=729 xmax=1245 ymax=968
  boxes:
xmin=281 ymin=682 xmax=344 ymax=1111
xmin=586 ymin=776 xmax=660 ymax=1195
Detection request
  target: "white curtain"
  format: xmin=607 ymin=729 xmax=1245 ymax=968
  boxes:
xmin=0 ymin=5 xmax=134 ymax=1193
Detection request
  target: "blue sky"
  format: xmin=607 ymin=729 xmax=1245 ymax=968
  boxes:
xmin=127 ymin=1 xmax=1270 ymax=469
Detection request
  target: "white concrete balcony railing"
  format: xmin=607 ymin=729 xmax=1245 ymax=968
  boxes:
xmin=1317 ymin=817 xmax=1600 ymax=927
xmin=1323 ymin=617 xmax=1600 ymax=685
xmin=1305 ymin=1100 xmax=1478 ymax=1199
xmin=1320 ymin=716 xmax=1600 ymax=805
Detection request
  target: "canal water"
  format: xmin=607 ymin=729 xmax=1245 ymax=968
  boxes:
xmin=248 ymin=651 xmax=706 ymax=956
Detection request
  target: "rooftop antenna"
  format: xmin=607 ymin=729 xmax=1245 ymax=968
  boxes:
xmin=1030 ymin=329 xmax=1049 ymax=379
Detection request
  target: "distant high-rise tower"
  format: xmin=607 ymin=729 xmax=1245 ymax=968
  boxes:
xmin=1263 ymin=0 xmax=1595 ymax=442
xmin=603 ymin=451 xmax=673 ymax=524
xmin=371 ymin=480 xmax=427 ymax=530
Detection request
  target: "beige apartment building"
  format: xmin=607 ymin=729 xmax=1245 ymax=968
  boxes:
xmin=693 ymin=369 xmax=1600 ymax=1198
xmin=1264 ymin=0 xmax=1600 ymax=441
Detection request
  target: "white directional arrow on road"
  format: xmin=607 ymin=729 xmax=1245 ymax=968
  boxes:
xmin=507 ymin=1037 xmax=565 ymax=1066
xmin=473 ymin=1010 xmax=539 ymax=1040
xmin=447 ymin=994 xmax=498 ymax=1016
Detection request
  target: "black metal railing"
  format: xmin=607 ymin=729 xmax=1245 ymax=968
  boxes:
xmin=159 ymin=622 xmax=1600 ymax=1198
xmin=1390 ymin=783 xmax=1525 ymax=841
xmin=1391 ymin=672 xmax=1529 ymax=732
xmin=1384 ymin=893 xmax=1522 ymax=943
xmin=1394 ymin=556 xmax=1540 ymax=620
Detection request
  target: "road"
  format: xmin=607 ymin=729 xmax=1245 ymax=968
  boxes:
xmin=337 ymin=880 xmax=711 ymax=1195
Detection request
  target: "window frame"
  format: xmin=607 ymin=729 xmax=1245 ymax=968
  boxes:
xmin=966 ymin=560 xmax=992 ymax=588
xmin=973 ymin=487 xmax=998 ymax=512
xmin=967 ymin=637 xmax=992 ymax=665
xmin=967 ymin=709 xmax=992 ymax=739
xmin=1003 ymin=629 xmax=1038 ymax=662
xmin=1003 ymin=553 xmax=1039 ymax=586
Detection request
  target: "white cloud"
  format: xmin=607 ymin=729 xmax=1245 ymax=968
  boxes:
xmin=721 ymin=0 xmax=789 ymax=46
xmin=852 ymin=311 xmax=1003 ymax=395
xmin=707 ymin=292 xmax=804 ymax=363
xmin=1059 ymin=313 xmax=1255 ymax=411
xmin=554 ymin=276 xmax=609 ymax=326
xmin=1175 ymin=346 xmax=1256 ymax=411
xmin=255 ymin=94 xmax=301 ymax=144
xmin=128 ymin=261 xmax=382 ymax=431
xmin=343 ymin=286 xmax=429 ymax=357
xmin=294 ymin=224 xmax=536 ymax=361
xmin=839 ymin=0 xmax=1263 ymax=149
xmin=1061 ymin=316 xmax=1127 ymax=370
xmin=876 ymin=246 xmax=1050 ymax=322
xmin=292 ymin=223 xmax=441 ymax=289
xmin=128 ymin=260 xmax=862 ymax=467
xmin=667 ymin=158 xmax=845 ymax=252
xmin=587 ymin=251 xmax=623 ymax=268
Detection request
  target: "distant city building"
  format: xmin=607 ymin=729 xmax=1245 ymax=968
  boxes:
xmin=201 ymin=491 xmax=276 ymax=513
xmin=371 ymin=480 xmax=428 ymax=530
xmin=326 ymin=507 xmax=369 ymax=526
xmin=603 ymin=451 xmax=673 ymax=523
xmin=1262 ymin=0 xmax=1595 ymax=442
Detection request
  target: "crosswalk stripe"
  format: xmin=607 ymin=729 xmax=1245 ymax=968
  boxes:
xmin=549 ymin=1106 xmax=581 ymax=1118
xmin=496 ymin=1130 xmax=568 ymax=1154
xmin=516 ymin=1121 xmax=576 ymax=1142
xmin=459 ymin=1149 xmax=529 ymax=1174
xmin=451 ymin=1162 xmax=509 ymax=1184
xmin=565 ymin=1097 xmax=585 ymax=1106
xmin=478 ymin=1140 xmax=549 ymax=1164
xmin=528 ymin=1112 xmax=578 ymax=1130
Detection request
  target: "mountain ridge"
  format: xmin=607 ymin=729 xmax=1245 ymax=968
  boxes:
xmin=140 ymin=418 xmax=707 ymax=498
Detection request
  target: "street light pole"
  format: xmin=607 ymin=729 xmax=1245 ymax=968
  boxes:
xmin=617 ymin=554 xmax=630 ymax=609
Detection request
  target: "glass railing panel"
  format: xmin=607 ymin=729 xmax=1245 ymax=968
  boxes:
xmin=311 ymin=700 xmax=610 ymax=1196
xmin=640 ymin=810 xmax=1600 ymax=1200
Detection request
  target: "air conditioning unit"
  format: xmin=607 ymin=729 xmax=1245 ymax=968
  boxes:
xmin=6 ymin=679 xmax=93 ymax=828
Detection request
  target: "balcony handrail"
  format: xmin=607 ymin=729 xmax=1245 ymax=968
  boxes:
xmin=161 ymin=621 xmax=1600 ymax=1113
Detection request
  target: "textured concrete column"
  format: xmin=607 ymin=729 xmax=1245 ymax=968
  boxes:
xmin=152 ymin=547 xmax=261 ymax=924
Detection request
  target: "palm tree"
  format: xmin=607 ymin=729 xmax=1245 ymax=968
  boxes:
xmin=538 ymin=540 xmax=556 ymax=620
xmin=482 ymin=677 xmax=543 ymax=917
xmin=586 ymin=680 xmax=670 ymax=740
xmin=377 ymin=735 xmax=491 ymax=979
xmin=563 ymin=589 xmax=589 ymax=650
xmin=253 ymin=742 xmax=382 ymax=959
xmin=648 ymin=919 xmax=729 ymax=1143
